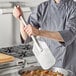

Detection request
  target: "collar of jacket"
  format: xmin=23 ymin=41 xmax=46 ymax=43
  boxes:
xmin=49 ymin=0 xmax=72 ymax=4
xmin=48 ymin=0 xmax=72 ymax=8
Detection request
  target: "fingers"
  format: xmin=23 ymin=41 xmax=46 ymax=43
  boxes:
xmin=24 ymin=25 xmax=33 ymax=36
xmin=13 ymin=5 xmax=23 ymax=19
xmin=24 ymin=24 xmax=40 ymax=37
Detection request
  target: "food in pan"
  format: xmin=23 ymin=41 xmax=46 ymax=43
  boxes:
xmin=21 ymin=70 xmax=64 ymax=76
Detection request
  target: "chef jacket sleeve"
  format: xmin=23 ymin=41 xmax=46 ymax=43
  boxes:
xmin=27 ymin=2 xmax=47 ymax=28
xmin=59 ymin=7 xmax=76 ymax=46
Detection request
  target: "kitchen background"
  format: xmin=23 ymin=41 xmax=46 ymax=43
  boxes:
xmin=0 ymin=0 xmax=47 ymax=48
xmin=0 ymin=0 xmax=76 ymax=76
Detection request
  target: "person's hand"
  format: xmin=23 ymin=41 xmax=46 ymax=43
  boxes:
xmin=13 ymin=5 xmax=23 ymax=20
xmin=24 ymin=24 xmax=40 ymax=37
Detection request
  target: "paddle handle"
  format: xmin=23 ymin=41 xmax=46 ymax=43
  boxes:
xmin=20 ymin=16 xmax=43 ymax=52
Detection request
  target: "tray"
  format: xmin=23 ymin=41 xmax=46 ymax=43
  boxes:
xmin=19 ymin=66 xmax=73 ymax=76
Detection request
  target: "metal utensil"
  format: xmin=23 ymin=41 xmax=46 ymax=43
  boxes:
xmin=20 ymin=16 xmax=56 ymax=70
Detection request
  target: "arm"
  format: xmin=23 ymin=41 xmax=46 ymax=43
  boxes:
xmin=13 ymin=5 xmax=64 ymax=43
xmin=25 ymin=2 xmax=64 ymax=42
xmin=38 ymin=6 xmax=76 ymax=45
xmin=24 ymin=25 xmax=64 ymax=42
xmin=39 ymin=30 xmax=64 ymax=42
xmin=19 ymin=20 xmax=28 ymax=41
xmin=13 ymin=6 xmax=28 ymax=41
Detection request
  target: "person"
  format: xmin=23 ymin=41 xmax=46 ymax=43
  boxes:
xmin=13 ymin=0 xmax=76 ymax=75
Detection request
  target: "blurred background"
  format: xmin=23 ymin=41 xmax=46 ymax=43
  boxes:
xmin=0 ymin=0 xmax=47 ymax=48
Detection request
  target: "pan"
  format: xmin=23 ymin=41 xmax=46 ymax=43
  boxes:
xmin=51 ymin=67 xmax=73 ymax=76
xmin=18 ymin=66 xmax=73 ymax=76
xmin=19 ymin=16 xmax=56 ymax=70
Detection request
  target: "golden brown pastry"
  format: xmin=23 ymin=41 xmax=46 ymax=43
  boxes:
xmin=21 ymin=70 xmax=63 ymax=76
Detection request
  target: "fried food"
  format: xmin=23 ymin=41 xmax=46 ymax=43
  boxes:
xmin=21 ymin=70 xmax=64 ymax=76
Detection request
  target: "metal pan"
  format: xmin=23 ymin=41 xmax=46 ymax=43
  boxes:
xmin=18 ymin=66 xmax=73 ymax=76
xmin=51 ymin=67 xmax=73 ymax=76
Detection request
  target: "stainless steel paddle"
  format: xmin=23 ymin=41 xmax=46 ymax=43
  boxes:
xmin=20 ymin=16 xmax=56 ymax=70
